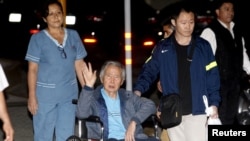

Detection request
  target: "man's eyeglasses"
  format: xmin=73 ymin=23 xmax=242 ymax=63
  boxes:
xmin=57 ymin=46 xmax=67 ymax=59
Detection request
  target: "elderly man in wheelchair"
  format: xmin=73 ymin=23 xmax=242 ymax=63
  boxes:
xmin=75 ymin=61 xmax=158 ymax=141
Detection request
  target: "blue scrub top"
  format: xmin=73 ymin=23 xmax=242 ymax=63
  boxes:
xmin=25 ymin=28 xmax=87 ymax=103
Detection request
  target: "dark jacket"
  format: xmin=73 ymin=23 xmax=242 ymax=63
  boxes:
xmin=134 ymin=35 xmax=221 ymax=115
xmin=209 ymin=19 xmax=244 ymax=81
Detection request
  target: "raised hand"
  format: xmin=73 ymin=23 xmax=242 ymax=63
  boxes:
xmin=82 ymin=62 xmax=97 ymax=88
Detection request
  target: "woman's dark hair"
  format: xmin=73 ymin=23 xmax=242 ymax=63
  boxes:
xmin=41 ymin=0 xmax=63 ymax=18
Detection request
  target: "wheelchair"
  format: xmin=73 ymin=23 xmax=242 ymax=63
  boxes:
xmin=67 ymin=99 xmax=161 ymax=141
xmin=237 ymin=88 xmax=250 ymax=125
xmin=67 ymin=115 xmax=103 ymax=141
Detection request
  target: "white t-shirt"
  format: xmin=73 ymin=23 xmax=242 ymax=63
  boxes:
xmin=0 ymin=64 xmax=9 ymax=91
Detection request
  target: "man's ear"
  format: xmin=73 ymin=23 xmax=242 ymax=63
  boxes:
xmin=215 ymin=9 xmax=219 ymax=16
xmin=120 ymin=79 xmax=124 ymax=86
xmin=171 ymin=19 xmax=176 ymax=27
xmin=100 ymin=76 xmax=103 ymax=83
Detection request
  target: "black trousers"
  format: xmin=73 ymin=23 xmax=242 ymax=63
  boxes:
xmin=219 ymin=79 xmax=241 ymax=125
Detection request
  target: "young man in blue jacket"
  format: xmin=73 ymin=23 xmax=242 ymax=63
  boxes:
xmin=133 ymin=3 xmax=221 ymax=141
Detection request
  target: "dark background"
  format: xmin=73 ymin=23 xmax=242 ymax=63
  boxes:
xmin=0 ymin=0 xmax=249 ymax=63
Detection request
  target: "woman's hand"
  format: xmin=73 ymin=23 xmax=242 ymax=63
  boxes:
xmin=27 ymin=95 xmax=38 ymax=115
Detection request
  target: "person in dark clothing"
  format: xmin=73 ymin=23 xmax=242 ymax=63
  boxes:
xmin=200 ymin=0 xmax=250 ymax=125
xmin=133 ymin=3 xmax=221 ymax=141
xmin=161 ymin=17 xmax=174 ymax=39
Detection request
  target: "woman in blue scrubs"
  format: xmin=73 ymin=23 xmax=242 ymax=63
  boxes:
xmin=25 ymin=1 xmax=87 ymax=141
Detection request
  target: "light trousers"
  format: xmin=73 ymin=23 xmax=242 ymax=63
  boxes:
xmin=167 ymin=114 xmax=207 ymax=141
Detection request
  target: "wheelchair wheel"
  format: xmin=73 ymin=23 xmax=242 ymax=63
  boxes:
xmin=237 ymin=89 xmax=250 ymax=125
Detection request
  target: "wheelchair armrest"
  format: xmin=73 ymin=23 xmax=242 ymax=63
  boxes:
xmin=72 ymin=98 xmax=103 ymax=127
xmin=83 ymin=115 xmax=103 ymax=127
xmin=72 ymin=99 xmax=102 ymax=125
